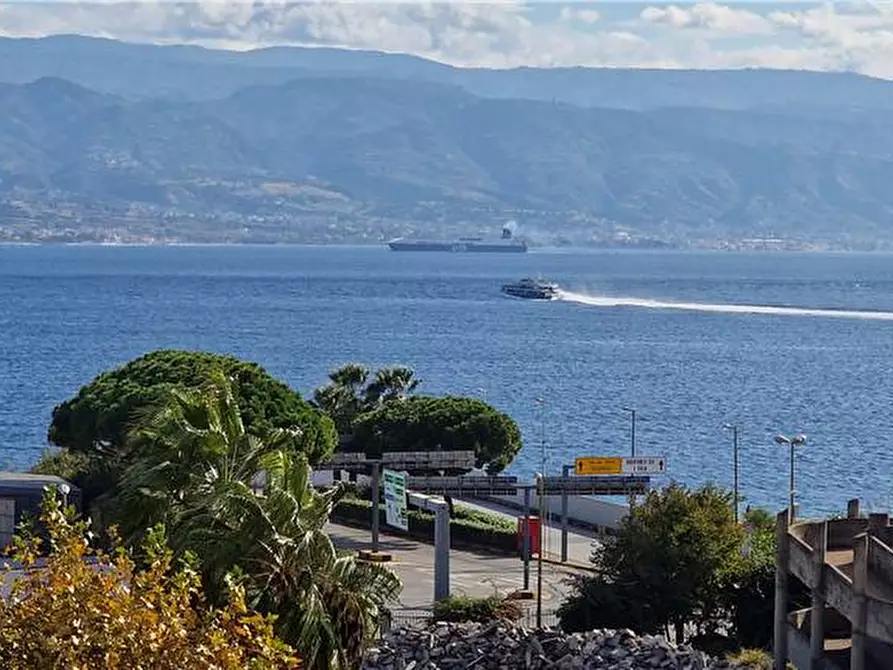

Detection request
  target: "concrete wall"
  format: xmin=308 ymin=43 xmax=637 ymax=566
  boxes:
xmin=465 ymin=490 xmax=629 ymax=532
xmin=789 ymin=534 xmax=818 ymax=587
xmin=782 ymin=511 xmax=893 ymax=670
xmin=866 ymin=636 xmax=893 ymax=669
xmin=824 ymin=565 xmax=857 ymax=621
xmin=828 ymin=518 xmax=870 ymax=549
xmin=868 ymin=537 xmax=893 ymax=594
xmin=787 ymin=620 xmax=814 ymax=670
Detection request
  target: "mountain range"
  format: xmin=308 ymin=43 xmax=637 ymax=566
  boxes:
xmin=2 ymin=34 xmax=893 ymax=247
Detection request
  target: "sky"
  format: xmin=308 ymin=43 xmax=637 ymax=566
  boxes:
xmin=1 ymin=1 xmax=893 ymax=78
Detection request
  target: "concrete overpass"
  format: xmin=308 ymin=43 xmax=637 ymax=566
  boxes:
xmin=775 ymin=500 xmax=893 ymax=670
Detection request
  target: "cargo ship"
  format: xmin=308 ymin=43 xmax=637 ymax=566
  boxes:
xmin=387 ymin=223 xmax=527 ymax=253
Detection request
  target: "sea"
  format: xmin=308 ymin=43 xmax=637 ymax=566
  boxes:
xmin=2 ymin=244 xmax=892 ymax=517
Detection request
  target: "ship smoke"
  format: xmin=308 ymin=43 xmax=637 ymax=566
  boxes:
xmin=502 ymin=220 xmax=518 ymax=238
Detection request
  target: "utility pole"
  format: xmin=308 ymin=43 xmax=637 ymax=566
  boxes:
xmin=724 ymin=424 xmax=740 ymax=524
xmin=535 ymin=397 xmax=547 ymax=474
xmin=560 ymin=463 xmax=571 ymax=563
xmin=536 ymin=473 xmax=545 ymax=628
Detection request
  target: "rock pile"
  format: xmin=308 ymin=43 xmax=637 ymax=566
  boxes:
xmin=362 ymin=621 xmax=748 ymax=670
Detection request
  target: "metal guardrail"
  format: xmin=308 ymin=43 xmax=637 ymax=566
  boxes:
xmin=407 ymin=475 xmax=519 ymax=495
xmin=322 ymin=450 xmax=478 ymax=472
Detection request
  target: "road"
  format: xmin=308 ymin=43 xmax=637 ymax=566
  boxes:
xmin=326 ymin=522 xmax=586 ymax=610
xmin=454 ymin=496 xmax=600 ymax=566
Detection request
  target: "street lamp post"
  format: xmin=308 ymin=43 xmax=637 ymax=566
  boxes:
xmin=774 ymin=433 xmax=807 ymax=521
xmin=622 ymin=407 xmax=637 ymax=457
xmin=57 ymin=483 xmax=70 ymax=509
xmin=723 ymin=424 xmax=740 ymax=524
xmin=622 ymin=407 xmax=637 ymax=508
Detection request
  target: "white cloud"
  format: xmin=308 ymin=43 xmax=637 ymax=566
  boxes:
xmin=766 ymin=3 xmax=893 ymax=76
xmin=0 ymin=2 xmax=892 ymax=79
xmin=640 ymin=2 xmax=773 ymax=35
xmin=0 ymin=1 xmax=666 ymax=68
xmin=560 ymin=6 xmax=601 ymax=25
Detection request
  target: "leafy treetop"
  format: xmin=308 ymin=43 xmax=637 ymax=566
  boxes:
xmin=352 ymin=395 xmax=522 ymax=474
xmin=48 ymin=349 xmax=336 ymax=464
xmin=558 ymin=483 xmax=743 ymax=643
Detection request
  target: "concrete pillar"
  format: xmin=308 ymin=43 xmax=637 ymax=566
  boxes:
xmin=851 ymin=533 xmax=869 ymax=670
xmin=775 ymin=509 xmax=791 ymax=670
xmin=433 ymin=503 xmax=450 ymax=601
xmin=561 ymin=464 xmax=571 ymax=563
xmin=868 ymin=513 xmax=889 ymax=536
xmin=370 ymin=462 xmax=381 ymax=552
xmin=408 ymin=491 xmax=451 ymax=603
xmin=810 ymin=520 xmax=828 ymax=668
xmin=522 ymin=486 xmax=531 ymax=590
xmin=848 ymin=499 xmax=861 ymax=519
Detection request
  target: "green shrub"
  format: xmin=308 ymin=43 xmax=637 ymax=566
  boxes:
xmin=30 ymin=448 xmax=90 ymax=481
xmin=432 ymin=596 xmax=523 ymax=623
xmin=453 ymin=506 xmax=515 ymax=531
xmin=340 ymin=487 xmax=514 ymax=531
xmin=726 ymin=648 xmax=797 ymax=670
xmin=331 ymin=497 xmax=517 ymax=553
xmin=727 ymin=648 xmax=772 ymax=669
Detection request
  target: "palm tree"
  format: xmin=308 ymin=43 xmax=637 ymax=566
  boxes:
xmin=312 ymin=363 xmax=420 ymax=438
xmin=312 ymin=364 xmax=369 ymax=437
xmin=115 ymin=370 xmax=402 ymax=669
xmin=364 ymin=366 xmax=419 ymax=405
xmin=169 ymin=449 xmax=401 ymax=669
xmin=107 ymin=369 xmax=304 ymax=544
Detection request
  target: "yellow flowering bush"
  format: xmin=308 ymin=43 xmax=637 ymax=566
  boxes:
xmin=0 ymin=494 xmax=301 ymax=670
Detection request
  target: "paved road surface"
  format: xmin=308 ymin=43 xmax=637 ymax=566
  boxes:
xmin=454 ymin=497 xmax=600 ymax=566
xmin=327 ymin=522 xmax=585 ymax=610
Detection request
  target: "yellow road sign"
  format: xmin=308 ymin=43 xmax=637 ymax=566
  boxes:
xmin=575 ymin=456 xmax=623 ymax=476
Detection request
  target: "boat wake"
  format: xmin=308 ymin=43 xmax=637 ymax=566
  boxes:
xmin=556 ymin=290 xmax=893 ymax=321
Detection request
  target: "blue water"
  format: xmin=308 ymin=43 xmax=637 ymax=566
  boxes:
xmin=2 ymin=244 xmax=892 ymax=516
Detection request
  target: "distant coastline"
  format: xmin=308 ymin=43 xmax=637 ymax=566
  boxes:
xmin=1 ymin=240 xmax=889 ymax=253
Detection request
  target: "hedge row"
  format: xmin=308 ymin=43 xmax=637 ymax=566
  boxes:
xmin=432 ymin=595 xmax=524 ymax=623
xmin=332 ymin=497 xmax=518 ymax=554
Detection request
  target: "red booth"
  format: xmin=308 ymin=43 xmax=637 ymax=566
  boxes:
xmin=516 ymin=515 xmax=541 ymax=558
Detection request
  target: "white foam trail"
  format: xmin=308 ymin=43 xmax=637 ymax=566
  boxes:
xmin=557 ymin=290 xmax=893 ymax=321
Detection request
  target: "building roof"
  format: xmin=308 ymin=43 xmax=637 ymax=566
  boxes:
xmin=0 ymin=472 xmax=76 ymax=494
